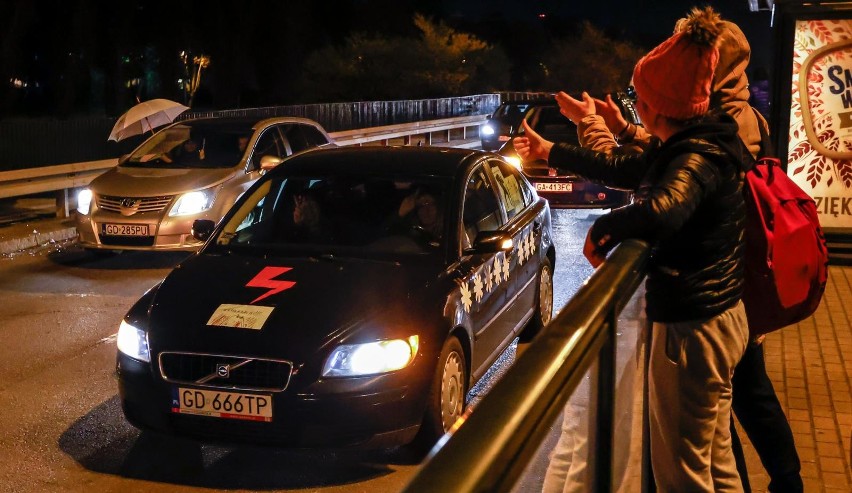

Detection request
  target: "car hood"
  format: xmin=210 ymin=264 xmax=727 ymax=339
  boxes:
xmin=89 ymin=166 xmax=236 ymax=196
xmin=147 ymin=252 xmax=442 ymax=362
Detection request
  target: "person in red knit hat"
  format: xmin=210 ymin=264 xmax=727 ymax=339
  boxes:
xmin=515 ymin=8 xmax=750 ymax=492
xmin=554 ymin=8 xmax=803 ymax=492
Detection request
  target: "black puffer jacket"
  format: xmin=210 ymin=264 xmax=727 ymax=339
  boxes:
xmin=548 ymin=111 xmax=746 ymax=322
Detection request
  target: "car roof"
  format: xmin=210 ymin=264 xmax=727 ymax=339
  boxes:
xmin=272 ymin=146 xmax=482 ymax=177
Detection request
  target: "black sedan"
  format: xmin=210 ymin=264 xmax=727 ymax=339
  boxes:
xmin=116 ymin=146 xmax=555 ymax=449
xmin=498 ymin=98 xmax=634 ymax=209
xmin=479 ymin=99 xmax=553 ymax=151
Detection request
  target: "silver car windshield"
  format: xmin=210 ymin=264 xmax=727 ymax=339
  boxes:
xmin=123 ymin=122 xmax=253 ymax=169
xmin=214 ymin=175 xmax=450 ymax=254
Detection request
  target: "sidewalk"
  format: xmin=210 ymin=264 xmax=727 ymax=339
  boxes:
xmin=739 ymin=265 xmax=852 ymax=492
xmin=0 ymin=199 xmax=77 ymax=255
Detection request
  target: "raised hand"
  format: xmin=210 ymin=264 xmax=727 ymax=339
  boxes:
xmin=555 ymin=91 xmax=596 ymax=124
xmin=512 ymin=120 xmax=554 ymax=163
xmin=592 ymin=94 xmax=630 ymax=136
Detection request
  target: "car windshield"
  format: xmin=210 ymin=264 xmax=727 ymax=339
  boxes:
xmin=493 ymin=103 xmax=529 ymax=125
xmin=122 ymin=120 xmax=254 ymax=169
xmin=211 ymin=173 xmax=451 ymax=256
xmin=524 ymin=106 xmax=579 ymax=144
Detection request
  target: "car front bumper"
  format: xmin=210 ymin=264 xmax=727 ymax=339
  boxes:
xmin=117 ymin=352 xmax=428 ymax=448
xmin=76 ymin=209 xmax=206 ymax=252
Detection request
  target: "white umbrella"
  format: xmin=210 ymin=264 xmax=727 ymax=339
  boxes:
xmin=108 ymin=98 xmax=190 ymax=141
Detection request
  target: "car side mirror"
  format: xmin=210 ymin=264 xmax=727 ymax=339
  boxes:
xmin=260 ymin=155 xmax=284 ymax=172
xmin=465 ymin=231 xmax=513 ymax=255
xmin=191 ymin=219 xmax=216 ymax=242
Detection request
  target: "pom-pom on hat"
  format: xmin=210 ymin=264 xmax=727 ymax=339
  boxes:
xmin=632 ymin=7 xmax=722 ymax=120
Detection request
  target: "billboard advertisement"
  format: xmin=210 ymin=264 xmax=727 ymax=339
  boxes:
xmin=787 ymin=18 xmax=852 ymax=228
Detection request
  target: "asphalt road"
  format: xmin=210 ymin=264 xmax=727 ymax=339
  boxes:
xmin=0 ymin=208 xmax=606 ymax=492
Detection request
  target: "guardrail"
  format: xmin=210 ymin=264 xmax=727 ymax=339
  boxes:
xmin=402 ymin=239 xmax=652 ymax=493
xmin=0 ymin=115 xmax=487 ymax=217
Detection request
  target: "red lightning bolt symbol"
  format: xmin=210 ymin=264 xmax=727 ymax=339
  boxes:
xmin=246 ymin=266 xmax=296 ymax=304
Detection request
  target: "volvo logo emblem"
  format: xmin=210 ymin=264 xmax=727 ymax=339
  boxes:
xmin=216 ymin=364 xmax=230 ymax=378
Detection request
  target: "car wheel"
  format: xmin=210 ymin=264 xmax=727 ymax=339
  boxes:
xmin=415 ymin=335 xmax=467 ymax=449
xmin=519 ymin=257 xmax=553 ymax=342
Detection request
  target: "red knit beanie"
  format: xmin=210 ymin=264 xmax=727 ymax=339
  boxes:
xmin=632 ymin=13 xmax=722 ymax=120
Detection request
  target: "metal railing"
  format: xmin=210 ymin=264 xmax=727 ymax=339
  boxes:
xmin=0 ymin=114 xmax=487 ymax=216
xmin=402 ymin=239 xmax=652 ymax=493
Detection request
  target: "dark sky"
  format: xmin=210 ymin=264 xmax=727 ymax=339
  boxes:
xmin=446 ymin=0 xmax=775 ymax=73
xmin=0 ymin=0 xmax=777 ymax=116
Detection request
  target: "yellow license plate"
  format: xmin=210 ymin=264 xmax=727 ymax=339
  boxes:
xmin=171 ymin=387 xmax=273 ymax=422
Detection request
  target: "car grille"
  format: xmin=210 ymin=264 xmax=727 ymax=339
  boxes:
xmin=97 ymin=194 xmax=174 ymax=214
xmin=159 ymin=352 xmax=294 ymax=392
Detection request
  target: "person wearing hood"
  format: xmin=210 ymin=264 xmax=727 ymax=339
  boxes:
xmin=515 ymin=9 xmax=749 ymax=492
xmin=558 ymin=10 xmax=767 ymax=161
xmin=555 ymin=8 xmax=803 ymax=493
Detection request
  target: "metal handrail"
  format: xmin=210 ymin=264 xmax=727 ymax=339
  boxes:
xmin=402 ymin=239 xmax=652 ymax=493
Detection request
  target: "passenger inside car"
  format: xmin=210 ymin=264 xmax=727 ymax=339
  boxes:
xmin=397 ymin=188 xmax=444 ymax=240
xmin=291 ymin=191 xmax=332 ymax=243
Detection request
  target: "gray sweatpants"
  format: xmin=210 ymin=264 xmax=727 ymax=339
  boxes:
xmin=649 ymin=300 xmax=749 ymax=492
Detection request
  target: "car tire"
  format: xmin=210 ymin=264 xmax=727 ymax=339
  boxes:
xmin=519 ymin=257 xmax=553 ymax=342
xmin=413 ymin=335 xmax=467 ymax=450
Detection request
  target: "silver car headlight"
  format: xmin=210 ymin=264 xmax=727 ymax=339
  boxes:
xmin=322 ymin=336 xmax=419 ymax=377
xmin=117 ymin=320 xmax=150 ymax=362
xmin=481 ymin=124 xmax=495 ymax=136
xmin=76 ymin=188 xmax=93 ymax=215
xmin=169 ymin=188 xmax=217 ymax=217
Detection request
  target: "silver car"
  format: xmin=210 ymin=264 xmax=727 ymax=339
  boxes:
xmin=76 ymin=116 xmax=333 ymax=252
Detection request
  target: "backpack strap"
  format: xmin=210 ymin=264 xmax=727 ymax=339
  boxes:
xmin=752 ymin=107 xmax=773 ymax=160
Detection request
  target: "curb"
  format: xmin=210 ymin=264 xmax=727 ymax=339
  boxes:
xmin=0 ymin=224 xmax=78 ymax=255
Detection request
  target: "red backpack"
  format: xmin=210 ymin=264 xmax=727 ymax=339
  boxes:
xmin=740 ymin=118 xmax=828 ymax=336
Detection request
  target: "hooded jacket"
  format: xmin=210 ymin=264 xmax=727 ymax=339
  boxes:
xmin=549 ymin=111 xmax=746 ymax=322
xmin=600 ymin=19 xmax=768 ymax=160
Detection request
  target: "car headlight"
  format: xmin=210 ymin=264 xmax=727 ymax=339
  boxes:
xmin=481 ymin=124 xmax=495 ymax=136
xmin=504 ymin=155 xmax=522 ymax=170
xmin=77 ymin=188 xmax=93 ymax=215
xmin=322 ymin=336 xmax=419 ymax=377
xmin=117 ymin=320 xmax=150 ymax=362
xmin=169 ymin=188 xmax=217 ymax=217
